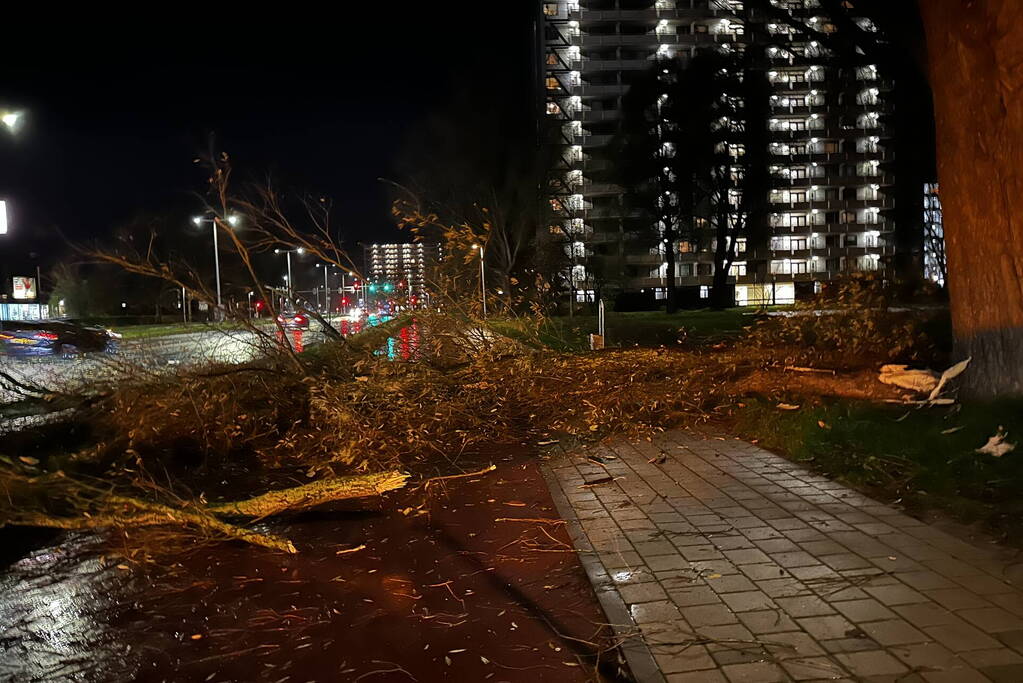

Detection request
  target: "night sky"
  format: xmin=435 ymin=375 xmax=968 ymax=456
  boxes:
xmin=0 ymin=6 xmax=537 ymax=265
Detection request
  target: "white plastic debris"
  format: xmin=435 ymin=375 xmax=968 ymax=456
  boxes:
xmin=878 ymin=365 xmax=940 ymax=393
xmin=976 ymin=427 xmax=1016 ymax=458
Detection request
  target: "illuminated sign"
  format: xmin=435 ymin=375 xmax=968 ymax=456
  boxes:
xmin=11 ymin=277 xmax=36 ymax=300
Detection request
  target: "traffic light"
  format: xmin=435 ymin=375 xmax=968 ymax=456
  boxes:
xmin=368 ymin=283 xmax=378 ymax=294
xmin=353 ymin=280 xmax=362 ymax=291
xmin=383 ymin=283 xmax=393 ymax=293
xmin=341 ymin=296 xmax=350 ymax=306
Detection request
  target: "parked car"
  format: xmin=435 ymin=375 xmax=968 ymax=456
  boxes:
xmin=276 ymin=310 xmax=310 ymax=331
xmin=0 ymin=320 xmax=120 ymax=357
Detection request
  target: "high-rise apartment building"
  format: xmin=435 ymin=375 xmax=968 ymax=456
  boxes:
xmin=539 ymin=0 xmax=895 ymax=305
xmin=364 ymin=242 xmax=442 ymax=296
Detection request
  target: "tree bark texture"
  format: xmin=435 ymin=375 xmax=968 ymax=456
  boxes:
xmin=918 ymin=0 xmax=1023 ymax=396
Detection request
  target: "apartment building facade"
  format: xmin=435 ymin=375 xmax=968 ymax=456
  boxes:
xmin=539 ymin=0 xmax=895 ymax=305
xmin=363 ymin=242 xmax=442 ymax=297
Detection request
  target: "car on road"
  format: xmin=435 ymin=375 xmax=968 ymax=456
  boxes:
xmin=277 ymin=310 xmax=310 ymax=331
xmin=0 ymin=320 xmax=120 ymax=357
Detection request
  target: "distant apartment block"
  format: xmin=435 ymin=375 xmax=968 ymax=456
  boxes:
xmin=539 ymin=0 xmax=896 ymax=305
xmin=363 ymin=242 xmax=441 ymax=296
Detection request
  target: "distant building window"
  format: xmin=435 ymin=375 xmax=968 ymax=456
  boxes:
xmin=546 ymin=77 xmax=560 ymax=91
xmin=543 ymin=3 xmax=559 ymax=16
xmin=700 ymin=285 xmax=710 ymax=298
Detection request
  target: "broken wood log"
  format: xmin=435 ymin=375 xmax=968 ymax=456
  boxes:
xmin=207 ymin=470 xmax=410 ymax=518
xmin=3 ymin=470 xmax=411 ymax=554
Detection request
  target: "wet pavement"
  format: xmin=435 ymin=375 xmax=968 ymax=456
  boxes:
xmin=0 ymin=453 xmax=620 ymax=682
xmin=544 ymin=430 xmax=1023 ymax=683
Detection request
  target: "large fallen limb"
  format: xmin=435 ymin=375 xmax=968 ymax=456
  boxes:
xmin=3 ymin=470 xmax=410 ymax=553
xmin=207 ymin=470 xmax=410 ymax=518
xmin=10 ymin=496 xmax=298 ymax=554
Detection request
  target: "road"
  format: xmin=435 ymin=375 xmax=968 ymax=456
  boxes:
xmin=0 ymin=327 xmax=325 ymax=406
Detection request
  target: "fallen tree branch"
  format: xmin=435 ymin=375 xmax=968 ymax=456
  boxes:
xmin=3 ymin=470 xmax=411 ymax=554
xmin=10 ymin=497 xmax=298 ymax=554
xmin=207 ymin=470 xmax=410 ymax=518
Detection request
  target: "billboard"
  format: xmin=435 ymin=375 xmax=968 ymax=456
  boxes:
xmin=0 ymin=200 xmax=7 ymax=235
xmin=12 ymin=276 xmax=36 ymax=300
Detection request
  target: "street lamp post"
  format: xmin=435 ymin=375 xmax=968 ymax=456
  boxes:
xmin=192 ymin=213 xmax=240 ymax=316
xmin=472 ymin=244 xmax=487 ymax=317
xmin=274 ymin=248 xmax=304 ymax=300
xmin=315 ymin=263 xmax=331 ymax=312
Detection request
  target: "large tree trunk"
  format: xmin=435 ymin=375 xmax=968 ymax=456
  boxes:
xmin=918 ymin=0 xmax=1023 ymax=397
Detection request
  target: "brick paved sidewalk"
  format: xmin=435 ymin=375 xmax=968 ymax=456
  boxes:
xmin=542 ymin=431 xmax=1023 ymax=683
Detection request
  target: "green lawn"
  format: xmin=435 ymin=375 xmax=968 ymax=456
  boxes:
xmin=529 ymin=308 xmax=763 ymax=350
xmin=733 ymin=397 xmax=1023 ymax=540
xmin=113 ymin=322 xmax=245 ymax=340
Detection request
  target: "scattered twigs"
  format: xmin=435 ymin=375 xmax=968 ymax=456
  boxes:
xmin=417 ymin=464 xmax=496 ymax=493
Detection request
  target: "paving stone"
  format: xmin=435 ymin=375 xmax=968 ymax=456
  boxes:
xmin=958 ymin=606 xmax=1023 ymax=634
xmin=780 ymin=656 xmax=850 ymax=680
xmin=981 ymin=663 xmax=1023 ymax=682
xmin=620 ymin=582 xmax=670 ymax=605
xmin=762 ymin=631 xmax=828 ymax=660
xmin=819 ymin=553 xmax=875 ymax=571
xmin=833 ymin=650 xmax=908 ymax=676
xmin=704 ymin=574 xmax=757 ymax=594
xmin=684 ymin=603 xmax=741 ymax=627
xmin=632 ymin=600 xmax=683 ymax=624
xmin=958 ymin=646 xmax=1023 ymax=668
xmin=738 ymin=563 xmax=790 ymax=581
xmin=924 ymin=587 xmax=993 ymax=611
xmin=754 ymin=538 xmax=801 ymax=554
xmin=858 ymin=618 xmax=930 ymax=645
xmin=889 ymin=642 xmax=962 ymax=670
xmin=774 ymin=595 xmax=836 ymax=618
xmin=665 ymin=671 xmax=728 ymax=683
xmin=737 ymin=609 xmax=800 ymax=635
xmin=924 ymin=620 xmax=1003 ymax=652
xmin=719 ymin=591 xmax=776 ymax=613
xmin=722 ymin=549 xmax=772 ymax=565
xmin=893 ymin=601 xmax=962 ymax=628
xmin=821 ymin=637 xmax=881 ymax=654
xmin=920 ymin=668 xmax=993 ymax=682
xmin=895 ymin=570 xmax=959 ymax=591
xmin=831 ymin=598 xmax=898 ymax=623
xmin=756 ymin=577 xmax=808 ymax=598
xmin=796 ymin=614 xmax=859 ymax=640
xmin=863 ymin=582 xmax=929 ymax=605
xmin=647 ymin=554 xmax=692 ymax=573
xmin=670 ymin=586 xmax=726 ymax=608
xmin=720 ymin=662 xmax=787 ymax=682
xmin=653 ymin=644 xmax=717 ymax=674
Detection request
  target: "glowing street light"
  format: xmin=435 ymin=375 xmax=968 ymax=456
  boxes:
xmin=1 ymin=111 xmax=22 ymax=134
xmin=192 ymin=212 xmax=242 ymax=313
xmin=274 ymin=247 xmax=305 ymax=297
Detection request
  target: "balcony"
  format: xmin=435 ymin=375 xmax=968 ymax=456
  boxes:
xmin=576 ymin=109 xmax=622 ymax=123
xmin=573 ymin=83 xmax=627 ymax=96
xmin=624 ymin=253 xmax=664 ymax=265
xmin=575 ymin=32 xmax=737 ymax=48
